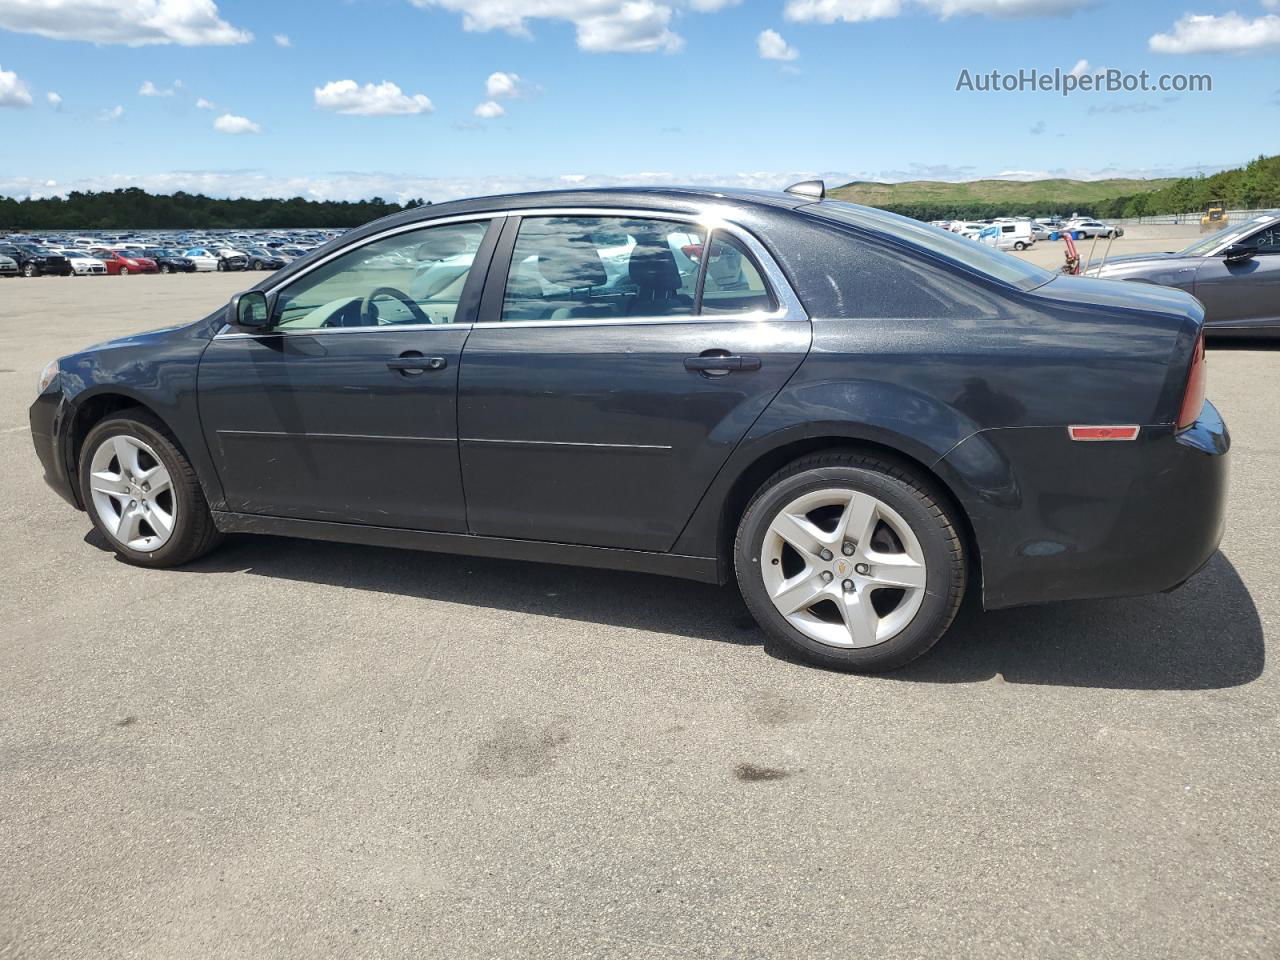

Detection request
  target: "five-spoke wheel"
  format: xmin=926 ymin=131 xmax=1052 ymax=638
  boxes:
xmin=736 ymin=451 xmax=967 ymax=672
xmin=78 ymin=411 xmax=222 ymax=567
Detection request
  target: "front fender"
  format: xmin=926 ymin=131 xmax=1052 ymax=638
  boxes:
xmin=56 ymin=325 xmax=225 ymax=510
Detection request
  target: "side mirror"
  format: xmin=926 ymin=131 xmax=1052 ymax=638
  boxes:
xmin=230 ymin=290 xmax=270 ymax=329
xmin=1222 ymin=243 xmax=1256 ymax=265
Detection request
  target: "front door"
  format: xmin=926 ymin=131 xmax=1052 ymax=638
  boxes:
xmin=198 ymin=217 xmax=499 ymax=531
xmin=1193 ymin=222 xmax=1280 ymax=331
xmin=457 ymin=213 xmax=811 ymax=552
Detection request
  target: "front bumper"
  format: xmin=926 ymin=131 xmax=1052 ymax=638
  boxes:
xmin=30 ymin=388 xmax=79 ymax=508
xmin=941 ymin=401 xmax=1230 ymax=610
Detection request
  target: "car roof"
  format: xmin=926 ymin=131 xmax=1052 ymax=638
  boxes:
xmin=376 ymin=186 xmax=813 ymax=229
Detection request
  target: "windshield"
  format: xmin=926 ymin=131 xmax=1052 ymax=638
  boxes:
xmin=1178 ymin=215 xmax=1276 ymax=256
xmin=809 ymin=201 xmax=1054 ymax=291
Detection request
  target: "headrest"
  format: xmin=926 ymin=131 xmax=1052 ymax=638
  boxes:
xmin=628 ymin=236 xmax=681 ymax=291
xmin=415 ymin=231 xmax=469 ymax=261
xmin=537 ymin=239 xmax=607 ymax=288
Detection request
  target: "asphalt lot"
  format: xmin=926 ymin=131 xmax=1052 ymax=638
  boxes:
xmin=1 ymin=247 xmax=1277 ymax=958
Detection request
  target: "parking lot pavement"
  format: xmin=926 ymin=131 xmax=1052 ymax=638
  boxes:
xmin=1 ymin=274 xmax=1276 ymax=960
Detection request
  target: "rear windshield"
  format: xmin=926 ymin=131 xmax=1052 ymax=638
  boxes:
xmin=806 ymin=200 xmax=1054 ymax=291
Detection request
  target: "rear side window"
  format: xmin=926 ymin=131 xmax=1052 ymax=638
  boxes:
xmin=500 ymin=216 xmax=705 ymax=322
xmin=698 ymin=233 xmax=774 ymax=314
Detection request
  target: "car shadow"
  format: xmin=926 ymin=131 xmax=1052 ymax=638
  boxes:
xmin=93 ymin=532 xmax=1263 ymax=692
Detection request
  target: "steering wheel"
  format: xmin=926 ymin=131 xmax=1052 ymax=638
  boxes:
xmin=361 ymin=286 xmax=430 ymax=326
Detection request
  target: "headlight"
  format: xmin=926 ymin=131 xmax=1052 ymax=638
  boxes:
xmin=37 ymin=359 xmax=59 ymax=394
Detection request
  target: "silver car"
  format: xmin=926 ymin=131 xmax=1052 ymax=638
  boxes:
xmin=0 ymin=253 xmax=18 ymax=277
xmin=1067 ymin=218 xmax=1123 ymax=239
xmin=1086 ymin=212 xmax=1280 ymax=338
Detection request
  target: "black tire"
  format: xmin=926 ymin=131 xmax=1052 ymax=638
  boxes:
xmin=1013 ymin=241 xmax=1026 ymax=251
xmin=78 ymin=410 xmax=223 ymax=568
xmin=734 ymin=451 xmax=966 ymax=672
xmin=160 ymin=264 xmax=170 ymax=274
xmin=216 ymin=259 xmax=225 ymax=271
xmin=23 ymin=262 xmax=38 ymax=277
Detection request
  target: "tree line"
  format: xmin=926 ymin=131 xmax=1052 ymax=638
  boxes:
xmin=0 ymin=188 xmax=429 ymax=231
xmin=3 ymin=154 xmax=1277 ymax=229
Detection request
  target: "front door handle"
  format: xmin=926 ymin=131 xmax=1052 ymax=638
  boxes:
xmin=684 ymin=354 xmax=762 ymax=373
xmin=387 ymin=354 xmax=447 ymax=374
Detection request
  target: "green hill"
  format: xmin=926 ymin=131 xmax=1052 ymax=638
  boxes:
xmin=829 ymin=155 xmax=1280 ymax=221
xmin=828 ymin=177 xmax=1177 ymax=212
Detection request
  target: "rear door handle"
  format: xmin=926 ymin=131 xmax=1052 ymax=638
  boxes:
xmin=387 ymin=354 xmax=447 ymax=374
xmin=684 ymin=355 xmax=762 ymax=373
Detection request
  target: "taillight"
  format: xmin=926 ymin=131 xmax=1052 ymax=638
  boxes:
xmin=1177 ymin=330 xmax=1207 ymax=431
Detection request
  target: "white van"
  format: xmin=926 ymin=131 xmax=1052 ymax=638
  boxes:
xmin=977 ymin=221 xmax=1035 ymax=251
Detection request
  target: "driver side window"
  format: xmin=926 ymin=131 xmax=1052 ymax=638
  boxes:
xmin=1245 ymin=226 xmax=1280 ymax=253
xmin=273 ymin=220 xmax=491 ymax=330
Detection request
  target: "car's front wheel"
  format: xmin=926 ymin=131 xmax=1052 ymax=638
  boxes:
xmin=735 ymin=451 xmax=966 ymax=672
xmin=78 ymin=411 xmax=222 ymax=568
xmin=23 ymin=263 xmax=38 ymax=277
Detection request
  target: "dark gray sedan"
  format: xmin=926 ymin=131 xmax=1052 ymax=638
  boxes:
xmin=1086 ymin=213 xmax=1280 ymax=338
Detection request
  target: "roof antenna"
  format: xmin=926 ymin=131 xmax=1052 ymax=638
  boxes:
xmin=784 ymin=179 xmax=825 ymax=199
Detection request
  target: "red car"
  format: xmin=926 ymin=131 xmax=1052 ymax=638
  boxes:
xmin=91 ymin=249 xmax=158 ymax=275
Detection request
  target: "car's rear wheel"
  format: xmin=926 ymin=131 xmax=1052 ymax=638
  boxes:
xmin=1013 ymin=241 xmax=1027 ymax=251
xmin=735 ymin=451 xmax=966 ymax=672
xmin=79 ymin=411 xmax=222 ymax=568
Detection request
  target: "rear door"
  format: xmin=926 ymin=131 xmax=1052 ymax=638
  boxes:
xmin=456 ymin=210 xmax=811 ymax=553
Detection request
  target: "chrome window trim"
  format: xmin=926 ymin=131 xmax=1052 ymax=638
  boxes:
xmin=213 ymin=204 xmax=805 ymax=341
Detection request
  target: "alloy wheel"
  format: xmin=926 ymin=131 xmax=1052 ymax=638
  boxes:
xmin=761 ymin=488 xmax=927 ymax=649
xmin=87 ymin=434 xmax=177 ymax=552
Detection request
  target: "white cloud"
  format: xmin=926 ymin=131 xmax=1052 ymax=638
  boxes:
xmin=757 ymin=28 xmax=798 ymax=60
xmin=273 ymin=33 xmax=292 ymax=47
xmin=46 ymin=90 xmax=62 ymax=107
xmin=101 ymin=104 xmax=125 ymax=121
xmin=139 ymin=79 xmax=178 ymax=96
xmin=1149 ymin=13 xmax=1280 ymax=55
xmin=0 ymin=65 xmax=33 ymax=107
xmin=0 ymin=0 xmax=251 ymax=46
xmin=411 ymin=0 xmax=685 ymax=53
xmin=195 ymin=97 xmax=215 ymax=109
xmin=485 ymin=71 xmax=526 ymax=98
xmin=314 ymin=79 xmax=434 ymax=116
xmin=213 ymin=112 xmax=260 ymax=134
xmin=474 ymin=100 xmax=505 ymax=118
xmin=784 ymin=0 xmax=1080 ymax=23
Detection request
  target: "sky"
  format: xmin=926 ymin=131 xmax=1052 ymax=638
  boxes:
xmin=0 ymin=0 xmax=1278 ymax=203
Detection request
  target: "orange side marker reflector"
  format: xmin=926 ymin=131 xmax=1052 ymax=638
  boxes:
xmin=1068 ymin=425 xmax=1141 ymax=441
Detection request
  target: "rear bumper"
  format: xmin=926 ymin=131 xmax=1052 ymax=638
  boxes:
xmin=941 ymin=401 xmax=1229 ymax=610
xmin=29 ymin=390 xmax=79 ymax=509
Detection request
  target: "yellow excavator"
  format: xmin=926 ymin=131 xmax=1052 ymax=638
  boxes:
xmin=1200 ymin=200 xmax=1226 ymax=232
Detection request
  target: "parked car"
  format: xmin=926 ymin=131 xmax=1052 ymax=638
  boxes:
xmin=215 ymin=247 xmax=248 ymax=271
xmin=90 ymin=249 xmax=158 ymax=275
xmin=58 ymin=250 xmax=108 ymax=276
xmin=182 ymin=248 xmax=221 ymax=272
xmin=1029 ymin=222 xmax=1051 ymax=241
xmin=243 ymin=247 xmax=287 ymax=271
xmin=142 ymin=248 xmax=197 ymax=274
xmin=953 ymin=222 xmax=987 ymax=239
xmin=1066 ymin=219 xmax=1123 ymax=239
xmin=977 ymin=221 xmax=1035 ymax=251
xmin=29 ymin=185 xmax=1227 ymax=672
xmin=1086 ymin=212 xmax=1280 ymax=338
xmin=0 ymin=242 xmax=72 ymax=277
xmin=0 ymin=253 xmax=18 ymax=277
